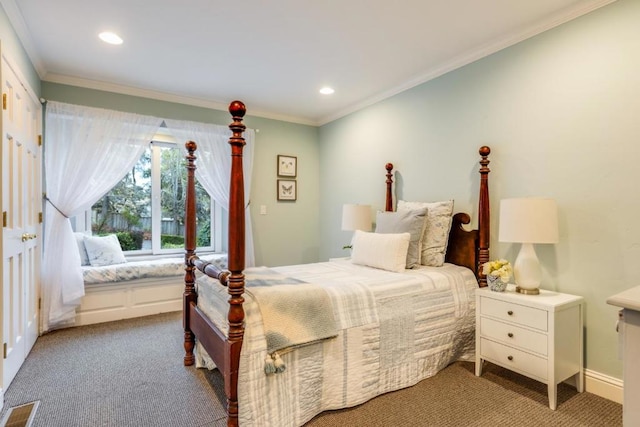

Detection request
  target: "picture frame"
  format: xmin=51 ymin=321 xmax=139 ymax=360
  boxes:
xmin=277 ymin=179 xmax=297 ymax=201
xmin=277 ymin=155 xmax=297 ymax=177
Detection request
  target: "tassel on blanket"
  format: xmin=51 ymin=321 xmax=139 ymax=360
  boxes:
xmin=263 ymin=352 xmax=287 ymax=375
xmin=273 ymin=352 xmax=286 ymax=373
xmin=264 ymin=355 xmax=277 ymax=375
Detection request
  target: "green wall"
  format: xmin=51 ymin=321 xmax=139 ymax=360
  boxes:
xmin=0 ymin=3 xmax=40 ymax=94
xmin=41 ymin=83 xmax=320 ymax=268
xmin=319 ymin=0 xmax=640 ymax=379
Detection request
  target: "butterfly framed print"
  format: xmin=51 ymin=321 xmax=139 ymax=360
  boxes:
xmin=277 ymin=179 xmax=297 ymax=201
xmin=277 ymin=155 xmax=297 ymax=177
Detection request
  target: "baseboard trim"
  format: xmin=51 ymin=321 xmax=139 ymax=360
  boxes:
xmin=584 ymin=369 xmax=623 ymax=404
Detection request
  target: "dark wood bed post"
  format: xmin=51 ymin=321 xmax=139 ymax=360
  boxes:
xmin=385 ymin=163 xmax=394 ymax=212
xmin=225 ymin=100 xmax=248 ymax=427
xmin=182 ymin=102 xmax=247 ymax=426
xmin=477 ymin=146 xmax=491 ymax=287
xmin=183 ymin=140 xmax=198 ymax=366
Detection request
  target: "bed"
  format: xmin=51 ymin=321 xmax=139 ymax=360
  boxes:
xmin=183 ymin=101 xmax=492 ymax=426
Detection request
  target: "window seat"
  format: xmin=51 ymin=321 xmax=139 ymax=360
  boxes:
xmin=76 ymin=253 xmax=228 ymax=326
xmin=82 ymin=253 xmax=228 ymax=285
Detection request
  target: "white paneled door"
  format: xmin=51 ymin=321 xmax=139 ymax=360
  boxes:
xmin=1 ymin=52 xmax=42 ymax=405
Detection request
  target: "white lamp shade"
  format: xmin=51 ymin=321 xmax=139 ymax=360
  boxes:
xmin=341 ymin=204 xmax=372 ymax=232
xmin=499 ymin=198 xmax=559 ymax=244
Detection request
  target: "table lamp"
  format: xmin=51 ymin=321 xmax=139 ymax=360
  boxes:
xmin=341 ymin=204 xmax=372 ymax=232
xmin=498 ymin=198 xmax=559 ymax=294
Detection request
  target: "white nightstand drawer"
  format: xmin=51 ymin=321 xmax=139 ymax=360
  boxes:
xmin=480 ymin=338 xmax=547 ymax=380
xmin=480 ymin=316 xmax=548 ymax=356
xmin=480 ymin=297 xmax=548 ymax=331
xmin=476 ymin=288 xmax=584 ymax=410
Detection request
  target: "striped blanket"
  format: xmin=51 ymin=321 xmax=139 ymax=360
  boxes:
xmin=243 ymin=267 xmax=338 ymax=373
xmin=195 ymin=259 xmax=477 ymax=427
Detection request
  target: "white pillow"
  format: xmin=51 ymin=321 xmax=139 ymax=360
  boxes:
xmin=397 ymin=199 xmax=454 ymax=267
xmin=375 ymin=208 xmax=427 ymax=269
xmin=74 ymin=232 xmax=91 ymax=266
xmin=83 ymin=234 xmax=127 ymax=267
xmin=350 ymin=230 xmax=410 ymax=273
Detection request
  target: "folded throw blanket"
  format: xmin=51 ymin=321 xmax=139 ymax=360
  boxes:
xmin=244 ymin=267 xmax=338 ymax=374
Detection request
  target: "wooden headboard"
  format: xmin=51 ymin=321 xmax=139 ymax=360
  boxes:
xmin=382 ymin=146 xmax=491 ymax=286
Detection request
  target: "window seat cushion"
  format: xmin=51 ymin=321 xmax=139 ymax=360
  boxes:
xmin=82 ymin=253 xmax=228 ymax=285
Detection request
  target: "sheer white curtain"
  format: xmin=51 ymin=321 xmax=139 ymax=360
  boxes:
xmin=43 ymin=102 xmax=162 ymax=331
xmin=165 ymin=119 xmax=255 ymax=267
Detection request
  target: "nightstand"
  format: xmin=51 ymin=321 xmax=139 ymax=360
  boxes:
xmin=475 ymin=286 xmax=584 ymax=410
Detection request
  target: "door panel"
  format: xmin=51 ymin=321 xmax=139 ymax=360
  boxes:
xmin=1 ymin=54 xmax=41 ymax=393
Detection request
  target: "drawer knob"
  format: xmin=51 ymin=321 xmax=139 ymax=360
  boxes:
xmin=507 ymin=332 xmax=514 ymax=338
xmin=507 ymin=310 xmax=514 ymax=316
xmin=507 ymin=355 xmax=513 ymax=361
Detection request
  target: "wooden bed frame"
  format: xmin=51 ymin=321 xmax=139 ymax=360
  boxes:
xmin=183 ymin=100 xmax=491 ymax=426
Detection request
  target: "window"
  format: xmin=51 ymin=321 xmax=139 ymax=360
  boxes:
xmin=78 ymin=138 xmax=223 ymax=256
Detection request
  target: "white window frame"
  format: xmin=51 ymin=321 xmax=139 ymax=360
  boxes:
xmin=74 ymin=140 xmax=223 ymax=257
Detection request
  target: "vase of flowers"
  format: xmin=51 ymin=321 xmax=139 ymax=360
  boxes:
xmin=482 ymin=259 xmax=512 ymax=292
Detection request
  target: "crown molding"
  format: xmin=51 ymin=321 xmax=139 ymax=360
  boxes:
xmin=42 ymin=73 xmax=317 ymax=126
xmin=318 ymin=0 xmax=618 ymax=125
xmin=0 ymin=0 xmax=46 ymax=77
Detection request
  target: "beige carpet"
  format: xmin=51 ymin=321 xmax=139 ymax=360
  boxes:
xmin=306 ymin=361 xmax=622 ymax=426
xmin=0 ymin=312 xmax=227 ymax=427
xmin=1 ymin=312 xmax=622 ymax=426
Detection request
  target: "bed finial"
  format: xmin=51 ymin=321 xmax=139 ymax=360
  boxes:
xmin=478 ymin=146 xmax=491 ymax=286
xmin=229 ymin=100 xmax=246 ymax=118
xmin=185 ymin=140 xmax=197 ymax=153
xmin=385 ymin=163 xmax=394 ymax=212
xmin=479 ymin=146 xmax=491 ymax=162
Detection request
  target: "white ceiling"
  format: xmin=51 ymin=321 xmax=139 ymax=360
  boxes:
xmin=3 ymin=0 xmax=615 ymax=125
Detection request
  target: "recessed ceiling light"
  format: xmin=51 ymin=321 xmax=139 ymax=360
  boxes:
xmin=319 ymin=87 xmax=335 ymax=95
xmin=99 ymin=31 xmax=123 ymax=45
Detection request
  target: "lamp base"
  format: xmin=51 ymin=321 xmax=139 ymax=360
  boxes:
xmin=516 ymin=286 xmax=540 ymax=295
xmin=513 ymin=242 xmax=542 ymax=296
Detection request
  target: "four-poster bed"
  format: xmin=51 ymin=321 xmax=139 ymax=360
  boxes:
xmin=183 ymin=101 xmax=491 ymax=426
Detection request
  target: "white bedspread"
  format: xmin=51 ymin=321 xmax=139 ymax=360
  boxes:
xmin=195 ymin=259 xmax=477 ymax=426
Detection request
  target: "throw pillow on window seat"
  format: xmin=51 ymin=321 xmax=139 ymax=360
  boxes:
xmin=74 ymin=232 xmax=91 ymax=266
xmin=83 ymin=234 xmax=127 ymax=267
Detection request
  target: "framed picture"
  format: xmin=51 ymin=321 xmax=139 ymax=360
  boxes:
xmin=277 ymin=179 xmax=297 ymax=201
xmin=277 ymin=155 xmax=297 ymax=177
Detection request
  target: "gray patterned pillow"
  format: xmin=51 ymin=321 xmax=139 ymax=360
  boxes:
xmin=74 ymin=232 xmax=91 ymax=266
xmin=397 ymin=200 xmax=454 ymax=267
xmin=84 ymin=234 xmax=127 ymax=267
xmin=375 ymin=208 xmax=428 ymax=268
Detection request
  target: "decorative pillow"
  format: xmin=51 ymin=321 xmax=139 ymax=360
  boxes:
xmin=74 ymin=232 xmax=91 ymax=266
xmin=350 ymin=230 xmax=410 ymax=273
xmin=83 ymin=234 xmax=127 ymax=267
xmin=375 ymin=208 xmax=427 ymax=269
xmin=397 ymin=199 xmax=454 ymax=267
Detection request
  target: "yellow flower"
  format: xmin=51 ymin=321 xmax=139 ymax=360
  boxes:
xmin=482 ymin=259 xmax=512 ymax=282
